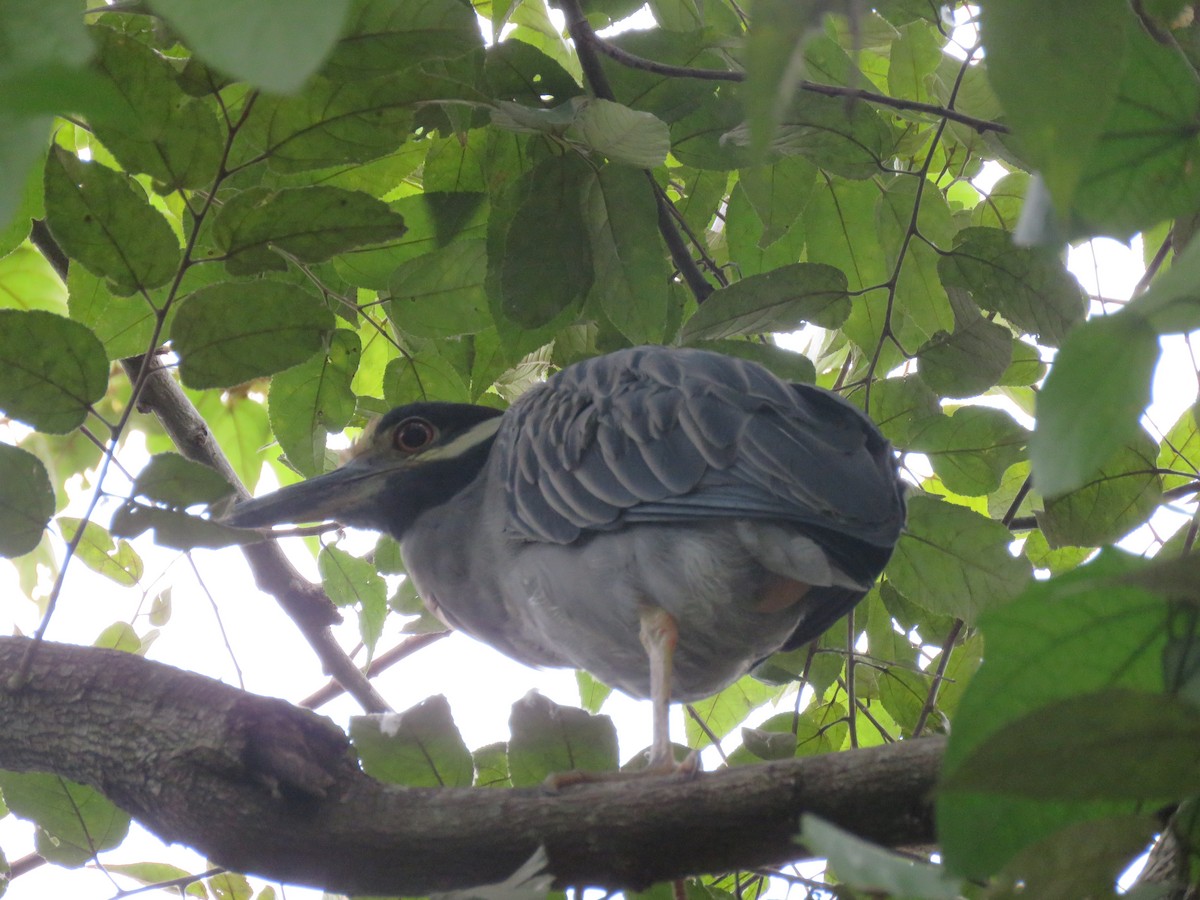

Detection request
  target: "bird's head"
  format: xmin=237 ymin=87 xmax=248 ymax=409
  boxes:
xmin=223 ymin=402 xmax=504 ymax=539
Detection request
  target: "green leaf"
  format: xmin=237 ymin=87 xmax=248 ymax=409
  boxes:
xmin=569 ymin=98 xmax=670 ymax=168
xmin=237 ymin=77 xmax=425 ymax=173
xmin=885 ymin=494 xmax=1032 ymax=623
xmin=0 ymin=309 xmax=108 ymax=433
xmin=88 ymin=27 xmax=223 ymax=192
xmin=800 ymin=815 xmax=963 ymax=900
xmin=130 ymin=453 xmax=238 ymax=507
xmin=938 ymin=227 xmax=1087 ymax=347
xmin=497 ymin=155 xmax=593 ymax=329
xmin=737 ymin=157 xmax=816 ymax=247
xmin=739 ymin=0 xmax=821 ymax=158
xmin=745 ymin=92 xmax=896 ymax=180
xmin=213 ymin=186 xmax=407 ymax=276
xmin=507 ymin=691 xmax=619 ymax=786
xmin=582 ymin=165 xmax=671 ymax=344
xmin=992 ymin=815 xmax=1160 ymax=900
xmin=147 ymin=0 xmax=351 ymax=94
xmin=66 ymin=266 xmax=159 ymax=361
xmin=681 ymin=263 xmax=849 ymax=341
xmin=43 ymin=147 xmax=181 ymax=295
xmin=171 ymin=281 xmax=335 ymax=389
xmin=1037 ymin=434 xmax=1163 ymax=547
xmin=1159 ymin=406 xmax=1200 ymax=492
xmin=909 ymin=407 xmax=1029 ymax=497
xmin=268 ymin=330 xmax=361 ymax=476
xmin=0 ymin=771 xmax=131 ymax=866
xmin=938 ymin=550 xmax=1168 ymax=877
xmin=322 ymin=0 xmax=483 ymax=82
xmin=0 ymin=443 xmax=55 ymax=558
xmin=689 ymin=340 xmax=816 ymax=385
xmin=853 ymin=375 xmax=941 ymax=447
xmin=980 ymin=0 xmax=1128 ymax=211
xmin=1068 ymin=24 xmax=1200 ymax=239
xmin=389 ymin=239 xmax=492 ymax=337
xmin=684 ymin=674 xmax=777 ymax=748
xmin=946 ymin=689 xmax=1200 ymax=801
xmin=575 ymin=670 xmax=612 ymax=714
xmin=916 ymin=317 xmax=1014 ymax=399
xmin=350 ymin=696 xmax=474 ymax=787
xmin=472 ymin=741 xmax=511 ymax=788
xmin=0 ymin=116 xmax=51 ymax=236
xmin=58 ymin=517 xmax=143 ymax=586
xmin=597 ymin=29 xmax=722 ymax=123
xmin=0 ymin=243 xmax=66 ymax=314
xmin=318 ymin=544 xmax=387 ymax=611
xmin=383 ymin=345 xmax=470 ymax=405
xmin=110 ymin=502 xmax=261 ymax=550
xmin=1031 ymin=312 xmax=1159 ymax=497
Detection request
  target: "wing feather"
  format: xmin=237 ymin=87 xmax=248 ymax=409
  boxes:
xmin=496 ymin=347 xmax=904 ymax=562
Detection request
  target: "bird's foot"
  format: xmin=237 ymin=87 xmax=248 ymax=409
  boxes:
xmin=540 ymin=745 xmax=700 ymax=791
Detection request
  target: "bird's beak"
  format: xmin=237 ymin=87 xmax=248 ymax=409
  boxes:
xmin=222 ymin=458 xmax=394 ymax=530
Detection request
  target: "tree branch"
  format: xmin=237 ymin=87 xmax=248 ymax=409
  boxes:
xmin=0 ymin=636 xmax=942 ymax=895
xmin=27 ymin=221 xmax=390 ymax=715
xmin=558 ymin=0 xmax=716 ymax=305
xmin=571 ymin=14 xmax=1008 ymax=136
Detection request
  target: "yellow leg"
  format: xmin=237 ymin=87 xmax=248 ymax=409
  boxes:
xmin=639 ymin=606 xmax=678 ymax=770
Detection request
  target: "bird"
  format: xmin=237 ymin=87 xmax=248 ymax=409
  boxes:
xmin=225 ymin=346 xmax=905 ymax=769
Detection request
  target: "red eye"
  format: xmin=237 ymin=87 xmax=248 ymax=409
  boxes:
xmin=394 ymin=418 xmax=436 ymax=453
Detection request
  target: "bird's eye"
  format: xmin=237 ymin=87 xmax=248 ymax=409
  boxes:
xmin=394 ymin=418 xmax=436 ymax=453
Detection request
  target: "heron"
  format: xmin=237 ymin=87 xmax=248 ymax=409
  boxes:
xmin=225 ymin=346 xmax=905 ymax=769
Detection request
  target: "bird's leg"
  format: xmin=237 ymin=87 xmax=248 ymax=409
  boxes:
xmin=639 ymin=605 xmax=679 ymax=770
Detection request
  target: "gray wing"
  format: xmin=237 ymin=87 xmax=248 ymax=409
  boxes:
xmin=495 ymin=346 xmax=904 ymax=582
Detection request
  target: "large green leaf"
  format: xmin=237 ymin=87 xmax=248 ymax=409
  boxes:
xmin=268 ymin=329 xmax=361 ymax=476
xmin=389 ymin=240 xmax=491 ymax=337
xmin=937 ymin=227 xmax=1087 ymax=347
xmin=0 ymin=309 xmax=108 ymax=433
xmin=507 ymin=691 xmax=619 ymax=786
xmin=319 ymin=544 xmax=387 ymax=651
xmin=916 ymin=316 xmax=1014 ymax=399
xmin=946 ymin=689 xmax=1200 ymax=801
xmin=1031 ymin=312 xmax=1159 ymax=498
xmin=1037 ymin=434 xmax=1163 ymax=547
xmin=213 ymin=186 xmax=407 ymax=276
xmin=979 ymin=0 xmax=1128 ymax=211
xmin=0 ymin=243 xmax=67 ymax=314
xmin=88 ymin=26 xmax=223 ymax=192
xmin=496 ymin=154 xmax=593 ymax=330
xmin=909 ymin=407 xmax=1029 ymax=498
xmin=0 ymin=443 xmax=55 ymax=558
xmin=43 ymin=147 xmax=181 ymax=296
xmin=0 ymin=771 xmax=131 ymax=866
xmin=351 ymin=695 xmax=474 ymax=788
xmin=681 ymin=263 xmax=849 ymax=341
xmin=885 ymin=494 xmax=1032 ymax=623
xmin=148 ymin=0 xmax=351 ymax=93
xmin=171 ymin=282 xmax=335 ymax=389
xmin=938 ymin=551 xmax=1169 ymax=877
xmin=58 ymin=517 xmax=144 ymax=586
xmin=582 ymin=165 xmax=671 ymax=344
xmin=322 ymin=0 xmax=483 ymax=82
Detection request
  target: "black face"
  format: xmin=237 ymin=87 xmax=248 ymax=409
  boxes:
xmin=367 ymin=402 xmax=505 ymax=540
xmin=223 ymin=402 xmax=505 ymax=539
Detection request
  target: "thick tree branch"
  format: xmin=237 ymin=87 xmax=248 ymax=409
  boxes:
xmin=0 ymin=636 xmax=942 ymax=895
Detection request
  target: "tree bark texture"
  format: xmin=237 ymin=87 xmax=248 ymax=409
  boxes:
xmin=0 ymin=636 xmax=942 ymax=895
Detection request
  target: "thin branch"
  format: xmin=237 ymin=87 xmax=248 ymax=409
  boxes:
xmin=559 ymin=0 xmax=715 ymax=307
xmin=576 ymin=24 xmax=1007 ymax=136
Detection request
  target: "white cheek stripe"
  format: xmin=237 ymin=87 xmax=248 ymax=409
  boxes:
xmin=422 ymin=415 xmax=503 ymax=462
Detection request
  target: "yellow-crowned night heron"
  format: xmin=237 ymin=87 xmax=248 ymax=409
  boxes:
xmin=226 ymin=346 xmax=905 ymax=766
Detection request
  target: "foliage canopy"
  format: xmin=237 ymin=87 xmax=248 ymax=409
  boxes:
xmin=3 ymin=0 xmax=1200 ymax=896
